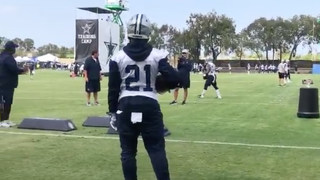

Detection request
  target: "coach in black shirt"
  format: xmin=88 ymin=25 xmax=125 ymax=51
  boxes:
xmin=83 ymin=50 xmax=102 ymax=106
xmin=170 ymin=49 xmax=192 ymax=105
xmin=0 ymin=41 xmax=28 ymax=127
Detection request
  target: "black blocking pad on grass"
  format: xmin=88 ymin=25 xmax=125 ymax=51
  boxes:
xmin=18 ymin=117 xmax=77 ymax=132
xmin=82 ymin=116 xmax=111 ymax=127
xmin=297 ymin=87 xmax=320 ymax=118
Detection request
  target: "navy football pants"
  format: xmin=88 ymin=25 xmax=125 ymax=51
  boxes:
xmin=0 ymin=89 xmax=14 ymax=121
xmin=117 ymin=96 xmax=170 ymax=180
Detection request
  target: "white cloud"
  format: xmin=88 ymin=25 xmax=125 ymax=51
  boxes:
xmin=0 ymin=5 xmax=19 ymax=14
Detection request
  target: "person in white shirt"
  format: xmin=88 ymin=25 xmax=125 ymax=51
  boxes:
xmin=277 ymin=60 xmax=286 ymax=86
xmin=255 ymin=64 xmax=258 ymax=73
xmin=228 ymin=63 xmax=231 ymax=74
xmin=247 ymin=63 xmax=251 ymax=74
xmin=79 ymin=64 xmax=84 ymax=77
xmin=260 ymin=64 xmax=264 ymax=73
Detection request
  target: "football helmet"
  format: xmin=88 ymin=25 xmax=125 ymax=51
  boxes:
xmin=127 ymin=14 xmax=152 ymax=40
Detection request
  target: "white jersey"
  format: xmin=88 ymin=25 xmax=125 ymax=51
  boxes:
xmin=278 ymin=63 xmax=285 ymax=73
xmin=228 ymin=63 xmax=231 ymax=70
xmin=112 ymin=48 xmax=168 ymax=101
xmin=80 ymin=64 xmax=84 ymax=71
xmin=207 ymin=62 xmax=216 ymax=75
xmin=284 ymin=63 xmax=288 ymax=72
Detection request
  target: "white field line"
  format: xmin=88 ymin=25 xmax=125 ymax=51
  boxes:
xmin=12 ymin=97 xmax=290 ymax=106
xmin=16 ymin=90 xmax=267 ymax=97
xmin=0 ymin=131 xmax=319 ymax=150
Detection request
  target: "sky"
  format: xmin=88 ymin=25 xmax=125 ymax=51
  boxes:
xmin=0 ymin=0 xmax=319 ymax=54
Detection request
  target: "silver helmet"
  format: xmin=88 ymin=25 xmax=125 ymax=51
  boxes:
xmin=127 ymin=14 xmax=152 ymax=40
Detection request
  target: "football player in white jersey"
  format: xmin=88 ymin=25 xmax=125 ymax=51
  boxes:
xmin=285 ymin=59 xmax=291 ymax=83
xmin=198 ymin=61 xmax=221 ymax=99
xmin=107 ymin=14 xmax=178 ymax=180
xmin=278 ymin=60 xmax=286 ymax=86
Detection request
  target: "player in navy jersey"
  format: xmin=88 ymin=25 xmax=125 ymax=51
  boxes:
xmin=107 ymin=14 xmax=179 ymax=180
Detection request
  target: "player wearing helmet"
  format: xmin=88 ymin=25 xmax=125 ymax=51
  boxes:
xmin=284 ymin=59 xmax=291 ymax=83
xmin=198 ymin=60 xmax=221 ymax=99
xmin=107 ymin=14 xmax=178 ymax=180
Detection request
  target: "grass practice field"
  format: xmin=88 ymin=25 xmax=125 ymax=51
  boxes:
xmin=1 ymin=70 xmax=320 ymax=180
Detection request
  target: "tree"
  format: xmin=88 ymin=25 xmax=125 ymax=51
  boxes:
xmin=186 ymin=13 xmax=204 ymax=60
xmin=231 ymin=31 xmax=248 ymax=60
xmin=167 ymin=28 xmax=184 ymax=57
xmin=59 ymin=46 xmax=68 ymax=58
xmin=0 ymin=36 xmax=9 ymax=47
xmin=12 ymin=38 xmax=23 ymax=47
xmin=0 ymin=37 xmax=9 ymax=51
xmin=37 ymin=43 xmax=59 ymax=56
xmin=68 ymin=47 xmax=74 ymax=55
xmin=190 ymin=11 xmax=236 ymax=60
xmin=270 ymin=17 xmax=291 ymax=60
xmin=23 ymin=38 xmax=35 ymax=51
xmin=246 ymin=17 xmax=276 ymax=60
xmin=149 ymin=23 xmax=164 ymax=48
xmin=285 ymin=15 xmax=314 ymax=60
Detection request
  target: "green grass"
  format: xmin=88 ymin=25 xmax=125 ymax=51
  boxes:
xmin=1 ymin=70 xmax=320 ymax=180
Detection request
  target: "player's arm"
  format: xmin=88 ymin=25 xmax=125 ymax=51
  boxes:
xmin=83 ymin=59 xmax=89 ymax=80
xmin=98 ymin=60 xmax=103 ymax=79
xmin=108 ymin=60 xmax=121 ymax=113
xmin=158 ymin=58 xmax=180 ymax=89
xmin=205 ymin=64 xmax=210 ymax=74
xmin=4 ymin=56 xmax=25 ymax=75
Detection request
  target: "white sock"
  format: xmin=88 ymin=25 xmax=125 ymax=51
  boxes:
xmin=215 ymin=89 xmax=221 ymax=97
xmin=201 ymin=90 xmax=206 ymax=96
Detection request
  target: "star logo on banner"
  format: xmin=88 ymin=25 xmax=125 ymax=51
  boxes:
xmin=82 ymin=24 xmax=91 ymax=34
xmin=104 ymin=30 xmax=118 ymax=65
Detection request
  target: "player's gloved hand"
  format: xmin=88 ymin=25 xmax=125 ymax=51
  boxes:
xmin=155 ymin=75 xmax=170 ymax=94
xmin=109 ymin=112 xmax=117 ymax=131
xmin=203 ymin=74 xmax=208 ymax=80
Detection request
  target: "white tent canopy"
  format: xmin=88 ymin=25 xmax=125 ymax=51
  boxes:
xmin=37 ymin=54 xmax=59 ymax=62
xmin=15 ymin=56 xmax=23 ymax=62
xmin=22 ymin=56 xmax=31 ymax=61
xmin=15 ymin=56 xmax=32 ymax=62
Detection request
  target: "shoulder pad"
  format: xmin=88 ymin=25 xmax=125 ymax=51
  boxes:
xmin=111 ymin=50 xmax=125 ymax=63
xmin=152 ymin=48 xmax=169 ymax=60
